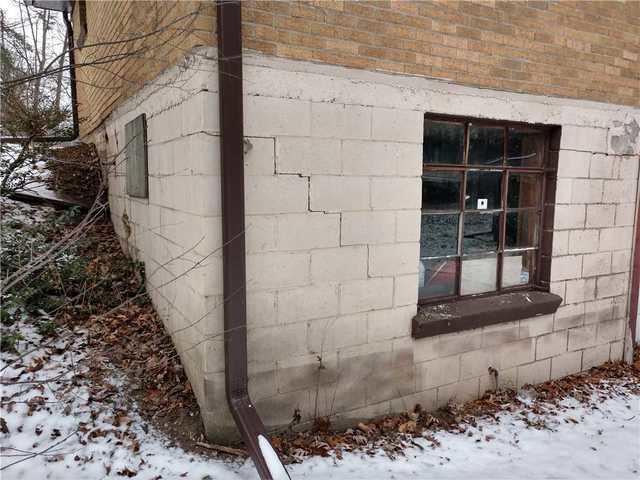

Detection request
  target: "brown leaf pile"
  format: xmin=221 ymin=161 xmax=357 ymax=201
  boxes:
xmin=46 ymin=143 xmax=102 ymax=206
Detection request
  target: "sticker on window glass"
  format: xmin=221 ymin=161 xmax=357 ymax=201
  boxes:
xmin=477 ymin=198 xmax=488 ymax=210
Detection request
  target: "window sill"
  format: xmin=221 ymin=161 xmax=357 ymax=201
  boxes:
xmin=412 ymin=290 xmax=562 ymax=339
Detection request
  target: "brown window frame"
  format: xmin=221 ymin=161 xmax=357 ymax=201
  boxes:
xmin=419 ymin=113 xmax=559 ymax=306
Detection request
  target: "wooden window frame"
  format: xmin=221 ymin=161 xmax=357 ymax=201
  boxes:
xmin=419 ymin=113 xmax=559 ymax=306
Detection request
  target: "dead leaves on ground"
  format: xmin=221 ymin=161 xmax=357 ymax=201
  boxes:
xmin=272 ymin=353 xmax=640 ymax=463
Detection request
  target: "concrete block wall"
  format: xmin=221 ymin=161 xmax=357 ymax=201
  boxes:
xmin=94 ymin=47 xmax=640 ymax=441
xmin=94 ymin=51 xmax=223 ymax=422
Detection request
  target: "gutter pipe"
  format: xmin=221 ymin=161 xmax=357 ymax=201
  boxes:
xmin=1 ymin=7 xmax=79 ymax=144
xmin=216 ymin=2 xmax=290 ymax=479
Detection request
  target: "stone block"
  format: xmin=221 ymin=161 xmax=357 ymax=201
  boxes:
xmin=307 ymin=313 xmax=368 ymax=354
xmin=611 ymin=250 xmax=632 ymax=273
xmin=519 ymin=315 xmax=554 ymax=339
xmin=610 ymin=340 xmax=624 ymax=360
xmin=570 ymin=179 xmax=603 ymax=204
xmin=310 ymin=175 xmax=370 ymax=212
xmin=596 ymin=273 xmax=627 ymax=298
xmin=536 ymin=330 xmax=568 ymax=359
xmin=342 ymin=140 xmax=421 ymax=176
xmin=390 ymin=388 xmax=437 ymax=414
xmin=554 ymin=205 xmax=585 ymax=230
xmin=550 ymin=255 xmax=583 ymax=281
xmin=599 ymin=227 xmax=633 ymax=252
xmin=553 ymin=230 xmax=569 ymax=256
xmin=564 ymin=277 xmax=596 ymax=304
xmin=277 ymin=284 xmax=339 ymax=324
xmin=245 ymin=215 xmax=278 ymax=253
xmin=554 ymin=303 xmax=585 ymax=331
xmin=567 ymin=324 xmax=598 ymax=351
xmin=568 ymin=229 xmax=599 ymax=254
xmin=371 ymin=107 xmax=423 ymax=143
xmin=247 ymin=291 xmax=277 ymax=328
xmin=244 ymin=96 xmax=311 ymax=137
xmin=276 ymin=137 xmax=341 ymax=175
xmin=482 ymin=321 xmax=520 ymax=347
xmin=341 ymin=210 xmax=396 ymax=245
xmin=416 ymin=355 xmax=460 ymax=390
xmin=437 ymin=330 xmax=483 ymax=357
xmin=581 ymin=344 xmax=610 ymax=370
xmin=603 ymin=180 xmax=637 ymax=204
xmin=614 ymin=203 xmax=636 ymax=227
xmin=589 ymin=153 xmax=616 ymax=179
xmin=248 ymin=322 xmax=308 ymax=363
xmin=246 ymin=251 xmax=310 ymax=290
xmin=596 ymin=319 xmax=625 ymax=343
xmin=371 ymin=177 xmax=421 ymax=210
xmin=480 ymin=367 xmax=517 ymax=393
xmin=340 ymin=277 xmax=394 ymax=314
xmin=277 ymin=213 xmax=340 ymax=251
xmin=437 ymin=378 xmax=480 ymax=407
xmin=550 ymin=351 xmax=583 ymax=379
xmin=367 ymin=306 xmax=415 ymax=342
xmin=396 ymin=210 xmax=421 ymax=242
xmin=276 ymin=353 xmax=338 ymax=393
xmin=311 ymin=246 xmax=368 ymax=282
xmin=393 ymin=274 xmax=419 ymax=306
xmin=311 ymin=102 xmax=371 ymax=139
xmin=560 ymin=126 xmax=607 ymax=153
xmin=245 ymin=137 xmax=275 ymax=175
xmin=517 ymin=359 xmax=552 ymax=388
xmin=557 ymin=150 xmax=591 ymax=178
xmin=245 ymin=176 xmax=308 ymax=214
xmin=582 ymin=252 xmax=612 ymax=277
xmin=584 ymin=298 xmax=614 ymax=325
xmin=585 ymin=204 xmax=616 ymax=228
xmin=368 ymin=242 xmax=420 ymax=277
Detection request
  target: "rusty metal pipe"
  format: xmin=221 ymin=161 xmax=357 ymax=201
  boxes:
xmin=216 ymin=2 xmax=290 ymax=479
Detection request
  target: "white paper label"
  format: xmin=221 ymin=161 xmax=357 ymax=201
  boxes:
xmin=477 ymin=198 xmax=488 ymax=210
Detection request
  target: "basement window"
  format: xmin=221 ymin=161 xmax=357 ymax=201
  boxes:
xmin=413 ymin=114 xmax=561 ymax=338
xmin=125 ymin=114 xmax=148 ymax=199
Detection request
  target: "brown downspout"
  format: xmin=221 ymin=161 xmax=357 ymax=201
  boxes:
xmin=216 ymin=2 xmax=290 ymax=479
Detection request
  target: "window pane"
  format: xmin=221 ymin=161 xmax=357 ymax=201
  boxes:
xmin=508 ymin=128 xmax=544 ymax=167
xmin=421 ymin=214 xmax=459 ymax=257
xmin=419 ymin=257 xmax=457 ymax=299
xmin=465 ymin=170 xmax=502 ymax=210
xmin=422 ymin=172 xmax=461 ymax=210
xmin=469 ymin=126 xmax=504 ymax=166
xmin=502 ymin=250 xmax=536 ymax=288
xmin=424 ymin=120 xmax=465 ymax=165
xmin=508 ymin=174 xmax=540 ymax=209
xmin=505 ymin=210 xmax=538 ymax=249
xmin=461 ymin=255 xmax=497 ymax=295
xmin=463 ymin=212 xmax=500 ymax=254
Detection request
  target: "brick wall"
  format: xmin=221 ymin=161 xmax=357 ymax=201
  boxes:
xmin=243 ymin=1 xmax=639 ymax=107
xmin=73 ymin=1 xmax=215 ymax=135
xmin=74 ymin=1 xmax=638 ymax=139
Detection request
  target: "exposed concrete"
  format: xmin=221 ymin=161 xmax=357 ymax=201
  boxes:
xmin=92 ymin=47 xmax=640 ymax=442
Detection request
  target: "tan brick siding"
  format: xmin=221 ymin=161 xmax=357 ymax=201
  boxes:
xmin=75 ymin=1 xmax=639 ymax=135
xmin=242 ymin=0 xmax=639 ymax=108
xmin=73 ymin=1 xmax=215 ymax=136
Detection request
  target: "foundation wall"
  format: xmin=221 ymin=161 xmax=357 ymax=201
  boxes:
xmin=96 ymin=48 xmax=640 ymax=441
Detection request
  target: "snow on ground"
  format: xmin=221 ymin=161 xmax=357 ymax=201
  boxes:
xmin=1 ymin=323 xmax=639 ymax=480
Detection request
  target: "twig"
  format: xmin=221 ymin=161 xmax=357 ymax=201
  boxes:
xmin=195 ymin=441 xmax=247 ymax=457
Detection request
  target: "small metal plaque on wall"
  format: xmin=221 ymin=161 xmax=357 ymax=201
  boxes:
xmin=125 ymin=114 xmax=148 ymax=198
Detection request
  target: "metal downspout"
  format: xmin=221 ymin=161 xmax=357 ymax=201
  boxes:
xmin=216 ymin=2 xmax=290 ymax=479
xmin=1 ymin=9 xmax=79 ymax=144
